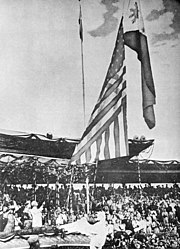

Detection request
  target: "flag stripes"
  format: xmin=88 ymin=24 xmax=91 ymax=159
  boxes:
xmin=114 ymin=116 xmax=120 ymax=158
xmin=82 ymin=80 xmax=126 ymax=140
xmin=92 ymin=65 xmax=126 ymax=116
xmin=104 ymin=127 xmax=110 ymax=159
xmin=71 ymin=18 xmax=128 ymax=164
xmin=78 ymin=94 xmax=126 ymax=150
xmin=71 ymin=95 xmax=127 ymax=163
xmin=95 ymin=134 xmax=102 ymax=160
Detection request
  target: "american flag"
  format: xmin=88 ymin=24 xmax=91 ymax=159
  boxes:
xmin=71 ymin=18 xmax=129 ymax=164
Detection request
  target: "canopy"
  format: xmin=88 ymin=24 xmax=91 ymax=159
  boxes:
xmin=0 ymin=138 xmax=155 ymax=184
xmin=96 ymin=159 xmax=180 ymax=183
xmin=2 ymin=130 xmax=175 ymax=185
xmin=0 ymin=130 xmax=154 ymax=160
xmin=0 ymin=154 xmax=71 ymax=184
xmin=0 ymin=130 xmax=79 ymax=159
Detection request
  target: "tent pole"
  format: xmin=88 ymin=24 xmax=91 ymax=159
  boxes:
xmin=137 ymin=156 xmax=142 ymax=196
xmin=66 ymin=165 xmax=74 ymax=212
xmin=46 ymin=171 xmax=49 ymax=202
xmin=85 ymin=165 xmax=90 ymax=214
xmin=55 ymin=174 xmax=60 ymax=208
xmin=32 ymin=160 xmax=37 ymax=201
xmin=92 ymin=160 xmax=98 ymax=197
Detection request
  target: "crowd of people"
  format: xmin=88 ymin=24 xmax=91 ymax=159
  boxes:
xmin=0 ymin=182 xmax=180 ymax=248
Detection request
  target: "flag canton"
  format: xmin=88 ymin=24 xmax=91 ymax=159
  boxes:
xmin=105 ymin=24 xmax=125 ymax=86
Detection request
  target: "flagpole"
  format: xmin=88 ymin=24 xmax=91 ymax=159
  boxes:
xmin=79 ymin=0 xmax=86 ymax=127
xmin=81 ymin=42 xmax=86 ymax=127
xmin=78 ymin=0 xmax=90 ymax=215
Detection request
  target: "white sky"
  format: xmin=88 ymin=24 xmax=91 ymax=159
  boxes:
xmin=0 ymin=0 xmax=179 ymax=161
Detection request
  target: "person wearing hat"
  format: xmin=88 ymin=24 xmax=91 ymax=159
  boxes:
xmin=60 ymin=211 xmax=108 ymax=249
xmin=30 ymin=201 xmax=44 ymax=228
xmin=87 ymin=211 xmax=108 ymax=249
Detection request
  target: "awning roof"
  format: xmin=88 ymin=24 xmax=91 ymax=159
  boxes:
xmin=0 ymin=129 xmax=79 ymax=159
xmin=2 ymin=129 xmax=172 ymax=184
xmin=96 ymin=159 xmax=180 ymax=183
xmin=0 ymin=129 xmax=154 ymax=160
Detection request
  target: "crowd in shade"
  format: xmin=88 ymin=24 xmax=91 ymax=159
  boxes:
xmin=0 ymin=183 xmax=180 ymax=248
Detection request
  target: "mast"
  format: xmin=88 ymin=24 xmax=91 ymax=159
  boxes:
xmin=78 ymin=0 xmax=86 ymax=127
xmin=78 ymin=0 xmax=90 ymax=214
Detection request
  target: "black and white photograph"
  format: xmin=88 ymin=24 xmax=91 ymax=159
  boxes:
xmin=0 ymin=0 xmax=180 ymax=248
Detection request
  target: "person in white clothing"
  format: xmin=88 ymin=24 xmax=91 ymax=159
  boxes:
xmin=90 ymin=212 xmax=108 ymax=249
xmin=61 ymin=211 xmax=108 ymax=249
xmin=30 ymin=201 xmax=44 ymax=228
